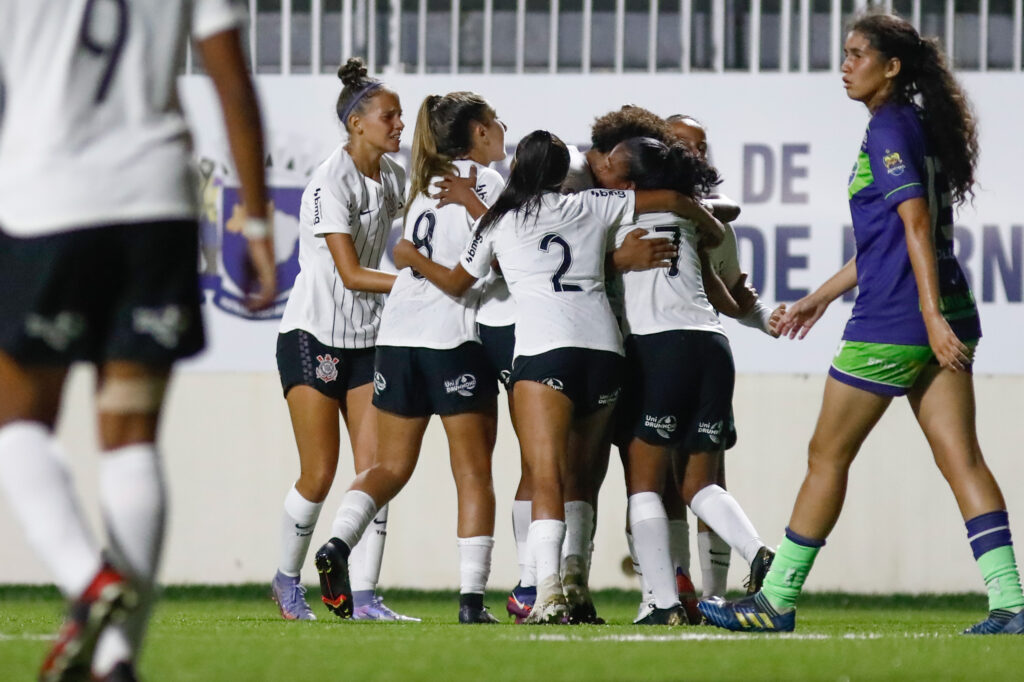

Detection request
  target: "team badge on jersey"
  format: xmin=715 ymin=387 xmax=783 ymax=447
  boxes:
xmin=644 ymin=415 xmax=678 ymax=440
xmin=316 ymin=354 xmax=340 ymax=383
xmin=445 ymin=373 xmax=478 ymax=397
xmin=882 ymin=150 xmax=906 ymax=176
xmin=499 ymin=370 xmax=512 ymax=386
xmin=374 ymin=372 xmax=388 ymax=394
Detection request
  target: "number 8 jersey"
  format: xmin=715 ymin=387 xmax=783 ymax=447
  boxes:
xmin=460 ymin=189 xmax=636 ymax=359
xmin=376 ymin=160 xmax=505 ymax=349
xmin=0 ymin=0 xmax=245 ymax=236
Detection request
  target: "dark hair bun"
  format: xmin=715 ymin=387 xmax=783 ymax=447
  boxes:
xmin=338 ymin=58 xmax=369 ymax=88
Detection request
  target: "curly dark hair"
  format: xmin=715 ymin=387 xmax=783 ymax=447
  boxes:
xmin=617 ymin=137 xmax=721 ymax=198
xmin=851 ymin=11 xmax=978 ymax=205
xmin=590 ymin=105 xmax=672 ymax=153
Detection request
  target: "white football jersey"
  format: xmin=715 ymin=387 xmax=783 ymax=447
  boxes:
xmin=614 ymin=213 xmax=724 ymax=338
xmin=461 ymin=189 xmax=635 ymax=358
xmin=705 ymin=221 xmax=774 ymax=335
xmin=279 ymin=145 xmax=406 ymax=349
xmin=0 ymin=0 xmax=246 ymax=236
xmin=377 ymin=160 xmax=504 ymax=349
xmin=476 ymin=275 xmax=516 ymax=327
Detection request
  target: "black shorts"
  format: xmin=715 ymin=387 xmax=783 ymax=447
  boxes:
xmin=478 ymin=323 xmax=515 ymax=389
xmin=509 ymin=348 xmax=622 ymax=415
xmin=372 ymin=342 xmax=499 ymax=417
xmin=0 ymin=221 xmax=204 ymax=365
xmin=621 ymin=330 xmax=736 ymax=452
xmin=276 ymin=329 xmax=375 ymax=400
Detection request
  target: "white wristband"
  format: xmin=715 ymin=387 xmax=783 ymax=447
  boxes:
xmin=243 ymin=217 xmax=269 ymax=239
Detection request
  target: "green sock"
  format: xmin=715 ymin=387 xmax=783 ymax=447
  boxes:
xmin=761 ymin=535 xmax=821 ymax=611
xmin=977 ymin=545 xmax=1024 ymax=612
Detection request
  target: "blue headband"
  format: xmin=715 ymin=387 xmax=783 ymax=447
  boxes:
xmin=340 ymin=81 xmax=384 ymax=127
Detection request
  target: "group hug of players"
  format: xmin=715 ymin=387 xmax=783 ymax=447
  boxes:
xmin=270 ymin=56 xmax=786 ymax=627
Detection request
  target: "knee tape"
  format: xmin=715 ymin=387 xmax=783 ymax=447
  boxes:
xmin=96 ymin=376 xmax=167 ymax=414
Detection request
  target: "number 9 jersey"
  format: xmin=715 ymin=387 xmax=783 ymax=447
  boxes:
xmin=460 ymin=189 xmax=636 ymax=360
xmin=0 ymin=0 xmax=246 ymax=236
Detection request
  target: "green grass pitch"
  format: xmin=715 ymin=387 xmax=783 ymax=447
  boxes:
xmin=2 ymin=586 xmax=1023 ymax=681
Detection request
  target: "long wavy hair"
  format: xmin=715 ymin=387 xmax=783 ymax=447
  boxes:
xmin=852 ymin=11 xmax=978 ymax=205
xmin=407 ymin=92 xmax=494 ymax=211
xmin=475 ymin=130 xmax=570 ymax=236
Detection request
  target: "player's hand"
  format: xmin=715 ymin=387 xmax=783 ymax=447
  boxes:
xmin=392 ymin=239 xmax=417 ymax=270
xmin=777 ymin=293 xmax=830 ymax=340
xmin=244 ymin=237 xmax=277 ymax=311
xmin=614 ymin=228 xmax=676 ymax=272
xmin=729 ymin=273 xmax=758 ymax=317
xmin=768 ymin=304 xmax=787 ymax=338
xmin=924 ymin=313 xmax=971 ymax=372
xmin=433 ymin=166 xmax=478 ymax=209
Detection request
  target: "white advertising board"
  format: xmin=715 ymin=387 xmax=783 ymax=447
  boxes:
xmin=179 ymin=73 xmax=1023 ymax=374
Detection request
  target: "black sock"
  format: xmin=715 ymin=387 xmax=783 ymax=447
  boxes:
xmin=460 ymin=593 xmax=484 ymax=610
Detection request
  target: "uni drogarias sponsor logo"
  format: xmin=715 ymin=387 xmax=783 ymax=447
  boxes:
xmin=644 ymin=415 xmax=677 ymax=440
xmin=598 ymin=388 xmax=620 ymax=406
xmin=697 ymin=420 xmax=724 ymax=445
xmin=373 ymin=372 xmax=387 ymax=394
xmin=445 ymin=373 xmax=477 ymax=397
xmin=316 ymin=354 xmax=340 ymax=383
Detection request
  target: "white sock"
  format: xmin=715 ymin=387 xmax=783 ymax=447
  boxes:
xmin=329 ymin=489 xmax=378 ymax=551
xmin=626 ymin=528 xmax=653 ymax=600
xmin=689 ymin=484 xmax=763 ymax=564
xmin=628 ymin=493 xmax=679 ymax=610
xmin=349 ymin=504 xmax=388 ymax=593
xmin=668 ymin=517 xmax=691 ymax=578
xmin=512 ymin=500 xmax=532 ymax=585
xmin=458 ymin=536 xmax=494 ymax=594
xmin=698 ymin=530 xmax=731 ymax=597
xmin=562 ymin=500 xmax=594 ymax=581
xmin=93 ymin=444 xmax=165 ymax=675
xmin=0 ymin=422 xmax=101 ymax=597
xmin=527 ymin=519 xmax=565 ymax=587
xmin=278 ymin=486 xmax=323 ymax=577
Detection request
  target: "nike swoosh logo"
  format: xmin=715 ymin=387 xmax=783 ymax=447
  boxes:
xmin=372 ymin=519 xmax=387 ymax=525
xmin=360 ymin=209 xmax=374 ymax=215
xmin=295 ymin=523 xmax=315 ymax=530
xmin=709 ymin=550 xmax=731 ymax=555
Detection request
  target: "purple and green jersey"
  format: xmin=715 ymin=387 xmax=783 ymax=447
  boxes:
xmin=844 ymin=102 xmax=980 ymax=346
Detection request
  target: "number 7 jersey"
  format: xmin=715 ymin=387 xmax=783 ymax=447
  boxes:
xmin=460 ymin=189 xmax=636 ymax=359
xmin=0 ymin=0 xmax=246 ymax=236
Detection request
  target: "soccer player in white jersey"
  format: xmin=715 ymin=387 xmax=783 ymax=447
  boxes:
xmin=659 ymin=114 xmax=786 ymax=605
xmin=272 ymin=58 xmax=415 ymax=622
xmin=596 ymin=137 xmax=772 ymax=624
xmin=312 ymin=91 xmax=509 ymax=624
xmin=391 ymin=130 xmax=725 ymax=623
xmin=0 ymin=1 xmax=275 ymax=679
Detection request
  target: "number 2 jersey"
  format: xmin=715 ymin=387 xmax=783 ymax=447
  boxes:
xmin=845 ymin=101 xmax=980 ymax=345
xmin=460 ymin=189 xmax=636 ymax=359
xmin=376 ymin=160 xmax=505 ymax=348
xmin=0 ymin=0 xmax=246 ymax=236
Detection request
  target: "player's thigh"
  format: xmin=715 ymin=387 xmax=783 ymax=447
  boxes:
xmin=907 ymin=365 xmax=984 ymax=472
xmin=285 ymin=385 xmax=342 ymax=483
xmin=807 ymin=375 xmax=892 ymax=469
xmin=0 ymin=352 xmax=67 ymax=427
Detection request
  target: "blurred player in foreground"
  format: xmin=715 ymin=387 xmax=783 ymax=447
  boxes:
xmin=0 ymin=1 xmax=274 ymax=679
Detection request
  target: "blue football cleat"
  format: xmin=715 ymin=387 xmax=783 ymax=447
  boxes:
xmin=963 ymin=608 xmax=1024 ymax=634
xmin=352 ymin=595 xmax=421 ymax=622
xmin=271 ymin=571 xmax=317 ymax=621
xmin=698 ymin=592 xmax=795 ymax=633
